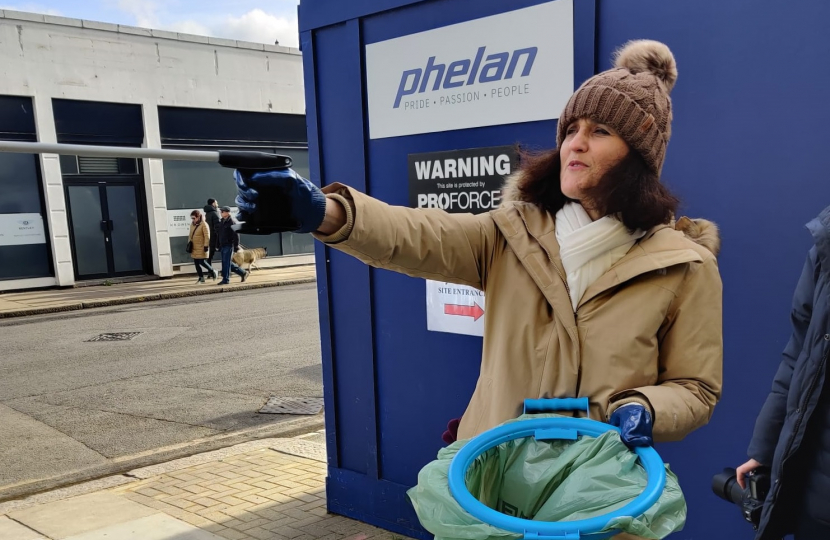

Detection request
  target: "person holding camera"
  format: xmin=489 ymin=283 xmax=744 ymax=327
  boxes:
xmin=737 ymin=205 xmax=830 ymax=539
xmin=231 ymin=40 xmax=724 ymax=455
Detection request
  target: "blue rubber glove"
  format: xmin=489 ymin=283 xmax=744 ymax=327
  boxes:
xmin=609 ymin=403 xmax=653 ymax=449
xmin=234 ymin=168 xmax=327 ymax=235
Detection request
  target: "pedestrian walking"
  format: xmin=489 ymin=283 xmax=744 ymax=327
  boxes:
xmin=204 ymin=198 xmax=221 ymax=262
xmin=217 ymin=206 xmax=249 ymax=285
xmin=188 ymin=210 xmax=217 ymax=283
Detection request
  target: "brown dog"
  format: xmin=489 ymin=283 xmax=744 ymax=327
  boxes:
xmin=232 ymin=247 xmax=267 ymax=271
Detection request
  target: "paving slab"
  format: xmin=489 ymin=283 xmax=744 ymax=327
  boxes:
xmin=8 ymin=492 xmax=157 ymax=539
xmin=0 ymin=476 xmax=138 ymax=516
xmin=0 ymin=516 xmax=47 ymax=539
xmin=64 ymin=513 xmax=224 ymax=540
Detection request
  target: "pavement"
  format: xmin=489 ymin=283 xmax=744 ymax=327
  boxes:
xmin=0 ymin=431 xmax=419 ymax=540
xmin=0 ymin=264 xmax=324 ymax=503
xmin=0 ymin=262 xmax=316 ymax=319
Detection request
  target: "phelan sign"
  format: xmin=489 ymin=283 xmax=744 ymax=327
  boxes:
xmin=365 ymin=1 xmax=574 ymax=139
xmin=393 ymin=45 xmax=539 ymax=109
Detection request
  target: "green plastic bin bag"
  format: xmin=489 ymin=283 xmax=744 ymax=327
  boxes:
xmin=407 ymin=414 xmax=686 ymax=540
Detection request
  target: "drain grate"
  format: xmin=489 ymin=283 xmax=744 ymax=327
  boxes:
xmin=86 ymin=332 xmax=143 ymax=342
xmin=259 ymin=396 xmax=324 ymax=415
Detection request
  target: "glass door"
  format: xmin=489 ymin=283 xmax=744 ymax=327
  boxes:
xmin=66 ymin=184 xmax=110 ymax=278
xmin=65 ymin=181 xmax=149 ymax=280
xmin=106 ymin=185 xmax=144 ymax=274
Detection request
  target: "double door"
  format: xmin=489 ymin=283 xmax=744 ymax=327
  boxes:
xmin=65 ymin=179 xmax=150 ymax=280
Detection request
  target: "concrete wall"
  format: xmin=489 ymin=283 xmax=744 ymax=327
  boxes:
xmin=0 ymin=10 xmax=304 ymax=290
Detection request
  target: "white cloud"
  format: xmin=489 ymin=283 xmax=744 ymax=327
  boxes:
xmin=0 ymin=3 xmax=62 ymax=16
xmin=214 ymin=9 xmax=298 ymax=47
xmin=111 ymin=2 xmax=298 ymax=47
xmin=117 ymin=0 xmax=159 ymax=28
xmin=165 ymin=19 xmax=210 ymax=37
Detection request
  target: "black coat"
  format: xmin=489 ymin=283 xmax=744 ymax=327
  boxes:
xmin=203 ymin=205 xmax=221 ymax=247
xmin=748 ymin=205 xmax=830 ymax=538
xmin=217 ymin=217 xmax=239 ymax=250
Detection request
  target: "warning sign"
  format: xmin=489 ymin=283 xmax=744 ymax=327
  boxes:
xmin=409 ymin=145 xmax=517 ymax=212
xmin=409 ymin=145 xmax=518 ymax=336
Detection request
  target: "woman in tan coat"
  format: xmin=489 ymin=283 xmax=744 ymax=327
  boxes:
xmin=189 ymin=210 xmax=217 ymax=283
xmin=234 ymin=40 xmax=723 ymax=448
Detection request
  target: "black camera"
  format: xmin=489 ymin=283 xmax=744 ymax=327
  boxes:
xmin=712 ymin=467 xmax=771 ymax=529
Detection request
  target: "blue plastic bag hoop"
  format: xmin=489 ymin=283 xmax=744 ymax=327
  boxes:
xmin=447 ymin=399 xmax=667 ymax=540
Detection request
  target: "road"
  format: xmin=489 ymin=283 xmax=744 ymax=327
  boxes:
xmin=0 ymin=283 xmax=322 ymax=498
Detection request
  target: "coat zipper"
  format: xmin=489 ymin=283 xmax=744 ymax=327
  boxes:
xmin=779 ymin=346 xmax=830 ymax=480
xmin=552 ymin=261 xmax=576 ymax=317
xmin=516 ymin=208 xmax=583 ymax=407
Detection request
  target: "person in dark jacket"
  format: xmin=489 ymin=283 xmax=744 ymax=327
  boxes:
xmin=738 ymin=205 xmax=830 ymax=540
xmin=204 ymin=198 xmax=221 ymax=262
xmin=217 ymin=206 xmax=249 ymax=285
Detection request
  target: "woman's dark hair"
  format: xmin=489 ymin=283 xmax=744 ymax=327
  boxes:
xmin=515 ymin=147 xmax=679 ymax=232
xmin=190 ymin=210 xmax=201 ymax=218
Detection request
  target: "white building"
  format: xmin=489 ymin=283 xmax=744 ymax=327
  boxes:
xmin=0 ymin=10 xmax=311 ymax=291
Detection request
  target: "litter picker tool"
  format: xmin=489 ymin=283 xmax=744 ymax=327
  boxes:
xmin=0 ymin=140 xmax=292 ymax=170
xmin=0 ymin=140 xmax=295 ymax=234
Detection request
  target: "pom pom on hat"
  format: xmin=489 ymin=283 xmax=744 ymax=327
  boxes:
xmin=613 ymin=39 xmax=678 ymax=92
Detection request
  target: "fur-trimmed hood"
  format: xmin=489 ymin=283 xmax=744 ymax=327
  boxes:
xmin=501 ymin=169 xmax=721 ymax=256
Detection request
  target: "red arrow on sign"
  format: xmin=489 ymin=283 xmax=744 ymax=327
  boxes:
xmin=444 ymin=302 xmax=485 ymax=321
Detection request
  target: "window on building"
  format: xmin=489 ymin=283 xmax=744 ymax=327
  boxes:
xmin=0 ymin=153 xmax=53 ymax=280
xmin=0 ymin=95 xmax=52 ymax=281
xmin=60 ymin=155 xmax=139 ymax=175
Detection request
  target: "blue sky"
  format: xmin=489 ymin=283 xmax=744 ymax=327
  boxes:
xmin=0 ymin=0 xmax=301 ymax=46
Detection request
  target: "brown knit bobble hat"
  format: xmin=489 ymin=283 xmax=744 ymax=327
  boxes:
xmin=556 ymin=40 xmax=678 ymax=174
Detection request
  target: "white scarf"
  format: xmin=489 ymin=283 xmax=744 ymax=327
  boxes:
xmin=555 ymin=202 xmax=645 ymax=311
